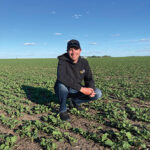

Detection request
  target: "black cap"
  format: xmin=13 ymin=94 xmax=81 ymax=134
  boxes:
xmin=67 ymin=39 xmax=81 ymax=50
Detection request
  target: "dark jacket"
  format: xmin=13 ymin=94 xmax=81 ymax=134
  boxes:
xmin=55 ymin=53 xmax=95 ymax=91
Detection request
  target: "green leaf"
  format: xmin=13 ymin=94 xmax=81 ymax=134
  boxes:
xmin=104 ymin=139 xmax=114 ymax=147
xmin=0 ymin=144 xmax=5 ymax=149
xmin=122 ymin=141 xmax=131 ymax=149
xmin=126 ymin=132 xmax=132 ymax=140
xmin=97 ymin=126 xmax=103 ymax=130
xmin=141 ymin=143 xmax=146 ymax=148
xmin=10 ymin=136 xmax=17 ymax=143
xmin=101 ymin=133 xmax=108 ymax=142
xmin=4 ymin=146 xmax=10 ymax=150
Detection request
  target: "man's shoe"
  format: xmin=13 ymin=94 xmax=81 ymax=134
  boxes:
xmin=69 ymin=98 xmax=74 ymax=109
xmin=69 ymin=99 xmax=84 ymax=111
xmin=74 ymin=105 xmax=84 ymax=111
xmin=60 ymin=111 xmax=70 ymax=121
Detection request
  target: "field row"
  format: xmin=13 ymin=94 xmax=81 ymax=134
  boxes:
xmin=0 ymin=57 xmax=150 ymax=149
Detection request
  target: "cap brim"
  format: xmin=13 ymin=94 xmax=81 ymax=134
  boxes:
xmin=68 ymin=44 xmax=80 ymax=49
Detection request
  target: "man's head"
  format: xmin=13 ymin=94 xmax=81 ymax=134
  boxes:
xmin=67 ymin=39 xmax=81 ymax=63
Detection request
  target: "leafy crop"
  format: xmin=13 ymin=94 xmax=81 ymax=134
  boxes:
xmin=0 ymin=57 xmax=150 ymax=149
xmin=0 ymin=134 xmax=17 ymax=150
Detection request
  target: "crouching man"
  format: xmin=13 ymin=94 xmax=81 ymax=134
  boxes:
xmin=54 ymin=39 xmax=102 ymax=121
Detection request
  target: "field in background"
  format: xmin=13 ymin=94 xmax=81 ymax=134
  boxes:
xmin=0 ymin=56 xmax=150 ymax=150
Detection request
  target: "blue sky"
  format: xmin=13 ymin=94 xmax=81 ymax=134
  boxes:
xmin=0 ymin=0 xmax=150 ymax=58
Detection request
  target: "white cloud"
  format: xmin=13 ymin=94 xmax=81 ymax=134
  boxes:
xmin=72 ymin=14 xmax=82 ymax=19
xmin=24 ymin=42 xmax=36 ymax=46
xmin=89 ymin=42 xmax=97 ymax=45
xmin=111 ymin=33 xmax=120 ymax=37
xmin=138 ymin=38 xmax=150 ymax=42
xmin=136 ymin=49 xmax=150 ymax=53
xmin=86 ymin=11 xmax=90 ymax=14
xmin=51 ymin=11 xmax=56 ymax=14
xmin=54 ymin=33 xmax=63 ymax=36
xmin=43 ymin=42 xmax=48 ymax=46
xmin=130 ymin=38 xmax=150 ymax=42
xmin=119 ymin=38 xmax=150 ymax=43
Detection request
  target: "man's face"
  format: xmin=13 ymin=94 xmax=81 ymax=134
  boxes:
xmin=68 ymin=47 xmax=81 ymax=63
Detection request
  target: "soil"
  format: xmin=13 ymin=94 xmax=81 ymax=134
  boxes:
xmin=12 ymin=138 xmax=42 ymax=150
xmin=2 ymin=98 xmax=149 ymax=149
xmin=0 ymin=111 xmax=107 ymax=150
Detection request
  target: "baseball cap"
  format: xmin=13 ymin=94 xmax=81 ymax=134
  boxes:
xmin=67 ymin=39 xmax=81 ymax=50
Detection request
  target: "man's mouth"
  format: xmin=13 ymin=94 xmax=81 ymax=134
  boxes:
xmin=71 ymin=55 xmax=76 ymax=58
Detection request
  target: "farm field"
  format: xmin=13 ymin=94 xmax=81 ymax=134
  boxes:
xmin=0 ymin=56 xmax=150 ymax=150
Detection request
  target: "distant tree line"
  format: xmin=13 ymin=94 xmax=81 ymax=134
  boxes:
xmin=85 ymin=55 xmax=111 ymax=58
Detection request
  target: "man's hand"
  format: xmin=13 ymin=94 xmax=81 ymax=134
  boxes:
xmin=89 ymin=91 xmax=96 ymax=97
xmin=80 ymin=87 xmax=96 ymax=97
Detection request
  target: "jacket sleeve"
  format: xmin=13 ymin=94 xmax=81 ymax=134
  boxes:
xmin=57 ymin=60 xmax=82 ymax=91
xmin=84 ymin=60 xmax=95 ymax=89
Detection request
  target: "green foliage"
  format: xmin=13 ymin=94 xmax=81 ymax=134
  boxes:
xmin=0 ymin=134 xmax=17 ymax=150
xmin=0 ymin=57 xmax=150 ymax=149
xmin=40 ymin=137 xmax=57 ymax=150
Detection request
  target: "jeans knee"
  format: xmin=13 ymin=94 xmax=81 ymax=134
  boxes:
xmin=55 ymin=82 xmax=68 ymax=95
xmin=95 ymin=88 xmax=102 ymax=99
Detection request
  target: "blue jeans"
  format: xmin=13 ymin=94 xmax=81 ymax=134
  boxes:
xmin=54 ymin=82 xmax=102 ymax=112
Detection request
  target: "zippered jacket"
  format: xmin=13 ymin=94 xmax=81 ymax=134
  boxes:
xmin=55 ymin=53 xmax=95 ymax=91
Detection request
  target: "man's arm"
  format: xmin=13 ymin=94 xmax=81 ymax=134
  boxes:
xmin=84 ymin=60 xmax=95 ymax=90
xmin=81 ymin=60 xmax=96 ymax=97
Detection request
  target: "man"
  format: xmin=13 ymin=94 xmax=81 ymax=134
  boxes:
xmin=54 ymin=39 xmax=102 ymax=121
